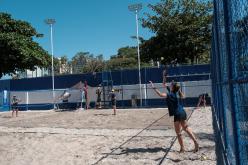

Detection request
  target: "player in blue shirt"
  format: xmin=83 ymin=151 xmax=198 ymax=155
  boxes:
xmin=150 ymin=80 xmax=199 ymax=153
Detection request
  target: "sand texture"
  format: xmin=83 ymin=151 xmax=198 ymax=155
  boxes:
xmin=0 ymin=108 xmax=216 ymax=165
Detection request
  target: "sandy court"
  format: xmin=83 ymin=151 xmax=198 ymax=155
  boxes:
xmin=0 ymin=109 xmax=174 ymax=129
xmin=0 ymin=108 xmax=216 ymax=165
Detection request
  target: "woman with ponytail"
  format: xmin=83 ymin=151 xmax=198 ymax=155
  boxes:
xmin=149 ymin=77 xmax=199 ymax=153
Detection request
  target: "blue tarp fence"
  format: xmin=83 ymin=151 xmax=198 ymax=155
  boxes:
xmin=212 ymin=0 xmax=248 ymax=164
xmin=0 ymin=65 xmax=211 ymax=110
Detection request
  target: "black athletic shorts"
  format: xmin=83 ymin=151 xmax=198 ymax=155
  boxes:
xmin=111 ymin=100 xmax=116 ymax=106
xmin=174 ymin=110 xmax=187 ymax=122
xmin=12 ymin=103 xmax=18 ymax=109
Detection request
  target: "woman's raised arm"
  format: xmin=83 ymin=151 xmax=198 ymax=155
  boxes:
xmin=149 ymin=81 xmax=167 ymax=98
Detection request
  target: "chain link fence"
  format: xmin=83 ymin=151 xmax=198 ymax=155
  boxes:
xmin=212 ymin=0 xmax=248 ymax=164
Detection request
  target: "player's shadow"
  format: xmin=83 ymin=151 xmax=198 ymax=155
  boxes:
xmin=54 ymin=109 xmax=77 ymax=112
xmin=112 ymin=147 xmax=171 ymax=155
xmin=108 ymin=147 xmax=183 ymax=164
xmin=94 ymin=114 xmax=112 ymax=116
xmin=195 ymin=132 xmax=215 ymax=142
xmin=1 ymin=116 xmax=12 ymax=118
xmin=199 ymin=145 xmax=215 ymax=151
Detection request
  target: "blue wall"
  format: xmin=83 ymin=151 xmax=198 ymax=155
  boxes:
xmin=0 ymin=64 xmax=211 ymax=111
xmin=0 ymin=64 xmax=210 ymax=91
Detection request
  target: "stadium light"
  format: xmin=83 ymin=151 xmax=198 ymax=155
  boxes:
xmin=45 ymin=18 xmax=56 ymax=109
xmin=128 ymin=3 xmax=143 ymax=107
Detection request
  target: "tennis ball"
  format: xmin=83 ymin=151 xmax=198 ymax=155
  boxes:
xmin=201 ymin=155 xmax=207 ymax=161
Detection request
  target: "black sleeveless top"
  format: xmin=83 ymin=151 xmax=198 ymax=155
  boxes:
xmin=166 ymin=87 xmax=183 ymax=116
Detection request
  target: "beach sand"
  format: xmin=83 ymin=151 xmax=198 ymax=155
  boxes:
xmin=0 ymin=108 xmax=216 ymax=165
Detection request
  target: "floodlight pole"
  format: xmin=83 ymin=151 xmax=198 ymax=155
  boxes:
xmin=45 ymin=19 xmax=56 ymax=109
xmin=128 ymin=3 xmax=143 ymax=107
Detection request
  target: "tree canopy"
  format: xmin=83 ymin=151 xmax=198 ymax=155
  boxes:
xmin=106 ymin=46 xmax=148 ymax=71
xmin=70 ymin=52 xmax=104 ymax=74
xmin=53 ymin=55 xmax=71 ymax=75
xmin=69 ymin=46 xmax=149 ymax=74
xmin=0 ymin=13 xmax=50 ymax=77
xmin=141 ymin=0 xmax=213 ymax=64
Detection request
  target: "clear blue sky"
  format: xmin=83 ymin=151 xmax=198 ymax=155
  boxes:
xmin=0 ymin=0 xmax=161 ymax=60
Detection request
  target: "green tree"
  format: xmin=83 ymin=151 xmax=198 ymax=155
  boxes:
xmin=71 ymin=52 xmax=91 ymax=73
xmin=106 ymin=57 xmax=137 ymax=71
xmin=53 ymin=55 xmax=71 ymax=75
xmin=59 ymin=55 xmax=71 ymax=74
xmin=83 ymin=54 xmax=105 ymax=73
xmin=141 ymin=0 xmax=213 ymax=64
xmin=0 ymin=13 xmax=50 ymax=77
xmin=116 ymin=46 xmax=137 ymax=59
xmin=53 ymin=57 xmax=60 ymax=75
xmin=71 ymin=52 xmax=105 ymax=74
xmin=106 ymin=46 xmax=150 ymax=70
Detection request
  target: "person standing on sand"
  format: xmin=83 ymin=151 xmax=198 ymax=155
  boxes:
xmin=96 ymin=85 xmax=102 ymax=109
xmin=109 ymin=89 xmax=117 ymax=115
xmin=197 ymin=93 xmax=208 ymax=108
xmin=11 ymin=95 xmax=21 ymax=117
xmin=149 ymin=79 xmax=199 ymax=153
xmin=58 ymin=90 xmax=71 ymax=109
xmin=80 ymin=88 xmax=85 ymax=110
xmin=83 ymin=81 xmax=89 ymax=110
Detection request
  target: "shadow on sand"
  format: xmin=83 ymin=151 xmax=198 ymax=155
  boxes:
xmin=94 ymin=114 xmax=113 ymax=117
xmin=110 ymin=147 xmax=174 ymax=155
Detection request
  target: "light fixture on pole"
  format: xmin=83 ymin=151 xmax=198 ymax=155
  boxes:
xmin=45 ymin=18 xmax=56 ymax=109
xmin=128 ymin=3 xmax=143 ymax=107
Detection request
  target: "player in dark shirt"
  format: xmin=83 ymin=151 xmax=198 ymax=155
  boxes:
xmin=109 ymin=89 xmax=116 ymax=115
xmin=150 ymin=80 xmax=199 ymax=153
xmin=96 ymin=86 xmax=102 ymax=109
xmin=83 ymin=81 xmax=89 ymax=110
xmin=11 ymin=95 xmax=21 ymax=117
